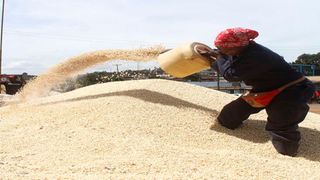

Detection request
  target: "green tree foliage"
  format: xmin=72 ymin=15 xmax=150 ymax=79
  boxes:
xmin=76 ymin=71 xmax=118 ymax=88
xmin=74 ymin=68 xmax=165 ymax=90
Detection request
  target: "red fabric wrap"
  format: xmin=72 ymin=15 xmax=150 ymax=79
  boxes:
xmin=214 ymin=28 xmax=259 ymax=48
xmin=241 ymin=89 xmax=281 ymax=108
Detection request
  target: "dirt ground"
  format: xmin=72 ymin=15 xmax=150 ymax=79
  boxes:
xmin=309 ymin=104 xmax=320 ymax=114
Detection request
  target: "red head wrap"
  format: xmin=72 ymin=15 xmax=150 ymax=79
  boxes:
xmin=214 ymin=28 xmax=259 ymax=48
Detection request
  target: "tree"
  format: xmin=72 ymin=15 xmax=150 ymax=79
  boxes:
xmin=293 ymin=52 xmax=320 ymax=75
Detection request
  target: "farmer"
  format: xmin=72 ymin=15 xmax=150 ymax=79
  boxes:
xmin=209 ymin=27 xmax=315 ymax=156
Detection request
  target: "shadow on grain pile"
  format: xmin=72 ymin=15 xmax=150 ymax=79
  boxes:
xmin=211 ymin=119 xmax=320 ymax=162
xmin=37 ymin=88 xmax=320 ymax=162
xmin=38 ymin=89 xmax=219 ymax=116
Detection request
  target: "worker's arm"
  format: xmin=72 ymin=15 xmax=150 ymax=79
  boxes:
xmin=211 ymin=55 xmax=241 ymax=82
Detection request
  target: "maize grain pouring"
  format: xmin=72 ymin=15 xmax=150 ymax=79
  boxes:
xmin=14 ymin=46 xmax=165 ymax=101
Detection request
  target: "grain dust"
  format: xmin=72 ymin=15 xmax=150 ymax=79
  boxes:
xmin=14 ymin=46 xmax=165 ymax=101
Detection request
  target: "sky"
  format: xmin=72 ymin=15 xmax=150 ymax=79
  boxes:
xmin=1 ymin=0 xmax=320 ymax=75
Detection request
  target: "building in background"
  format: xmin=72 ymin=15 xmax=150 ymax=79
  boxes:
xmin=290 ymin=64 xmax=316 ymax=76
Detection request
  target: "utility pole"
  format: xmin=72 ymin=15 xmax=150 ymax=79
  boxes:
xmin=113 ymin=64 xmax=121 ymax=73
xmin=0 ymin=0 xmax=5 ymax=75
xmin=217 ymin=73 xmax=220 ymax=90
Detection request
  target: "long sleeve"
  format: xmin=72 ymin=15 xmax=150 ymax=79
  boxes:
xmin=211 ymin=56 xmax=241 ymax=82
xmin=226 ymin=42 xmax=303 ymax=92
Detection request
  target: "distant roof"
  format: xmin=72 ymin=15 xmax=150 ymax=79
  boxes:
xmin=307 ymin=76 xmax=320 ymax=83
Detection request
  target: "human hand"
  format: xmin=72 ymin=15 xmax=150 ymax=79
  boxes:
xmin=195 ymin=45 xmax=220 ymax=62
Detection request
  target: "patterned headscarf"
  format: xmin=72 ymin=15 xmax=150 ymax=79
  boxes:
xmin=214 ymin=28 xmax=259 ymax=48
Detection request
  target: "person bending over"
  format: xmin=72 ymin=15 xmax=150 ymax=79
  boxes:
xmin=208 ymin=27 xmax=315 ymax=156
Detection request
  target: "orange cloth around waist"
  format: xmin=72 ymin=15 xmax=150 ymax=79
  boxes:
xmin=241 ymin=77 xmax=306 ymax=108
xmin=241 ymin=89 xmax=281 ymax=108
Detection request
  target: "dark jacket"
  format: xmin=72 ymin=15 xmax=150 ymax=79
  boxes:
xmin=212 ymin=42 xmax=303 ymax=92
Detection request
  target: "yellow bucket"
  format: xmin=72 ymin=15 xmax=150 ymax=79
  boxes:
xmin=157 ymin=42 xmax=213 ymax=78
